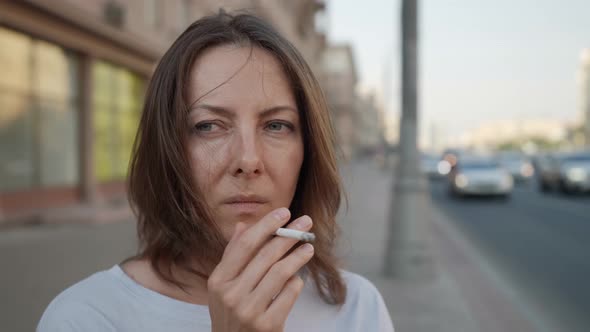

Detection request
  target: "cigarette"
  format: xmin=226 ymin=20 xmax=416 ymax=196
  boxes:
xmin=274 ymin=228 xmax=316 ymax=242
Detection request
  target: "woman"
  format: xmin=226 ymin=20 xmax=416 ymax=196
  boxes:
xmin=38 ymin=11 xmax=394 ymax=332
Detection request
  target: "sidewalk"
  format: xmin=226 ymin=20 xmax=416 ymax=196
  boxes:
xmin=337 ymin=158 xmax=539 ymax=332
xmin=0 ymin=197 xmax=133 ymax=230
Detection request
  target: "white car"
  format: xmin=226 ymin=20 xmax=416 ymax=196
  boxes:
xmin=449 ymin=158 xmax=513 ymax=198
xmin=558 ymin=151 xmax=590 ymax=193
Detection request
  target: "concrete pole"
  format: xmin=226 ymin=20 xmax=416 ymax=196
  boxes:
xmin=383 ymin=0 xmax=434 ymax=279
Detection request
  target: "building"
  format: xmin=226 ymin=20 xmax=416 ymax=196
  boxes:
xmin=459 ymin=118 xmax=571 ymax=149
xmin=0 ymin=0 xmax=327 ymax=224
xmin=578 ymin=48 xmax=590 ymax=147
xmin=319 ymin=44 xmax=358 ymax=160
xmin=355 ymin=93 xmax=386 ymax=156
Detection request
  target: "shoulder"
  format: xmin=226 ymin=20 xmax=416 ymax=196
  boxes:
xmin=339 ymin=270 xmax=395 ymax=332
xmin=340 ymin=270 xmax=380 ymax=295
xmin=340 ymin=270 xmax=384 ymax=307
xmin=37 ymin=268 xmax=118 ymax=331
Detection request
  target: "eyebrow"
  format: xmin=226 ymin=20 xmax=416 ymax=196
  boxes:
xmin=190 ymin=104 xmax=298 ymax=118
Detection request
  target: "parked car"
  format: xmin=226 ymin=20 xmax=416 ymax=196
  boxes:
xmin=557 ymin=151 xmax=590 ymax=193
xmin=448 ymin=158 xmax=513 ymax=198
xmin=497 ymin=151 xmax=535 ymax=182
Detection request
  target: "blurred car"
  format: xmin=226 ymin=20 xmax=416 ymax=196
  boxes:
xmin=441 ymin=148 xmax=466 ymax=169
xmin=421 ymin=154 xmax=439 ymax=177
xmin=497 ymin=151 xmax=535 ymax=182
xmin=448 ymin=158 xmax=513 ymax=198
xmin=421 ymin=153 xmax=451 ymax=179
xmin=535 ymin=153 xmax=561 ymax=192
xmin=557 ymin=151 xmax=590 ymax=193
xmin=536 ymin=151 xmax=590 ymax=194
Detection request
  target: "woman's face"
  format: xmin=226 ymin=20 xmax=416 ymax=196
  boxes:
xmin=186 ymin=45 xmax=304 ymax=240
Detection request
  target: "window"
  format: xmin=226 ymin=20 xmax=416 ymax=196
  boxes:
xmin=0 ymin=27 xmax=79 ymax=192
xmin=35 ymin=41 xmax=79 ymax=187
xmin=93 ymin=61 xmax=144 ymax=182
xmin=179 ymin=0 xmax=192 ymax=30
xmin=144 ymin=0 xmax=160 ymax=28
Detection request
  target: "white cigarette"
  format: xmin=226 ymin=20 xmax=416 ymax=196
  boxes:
xmin=274 ymin=228 xmax=316 ymax=242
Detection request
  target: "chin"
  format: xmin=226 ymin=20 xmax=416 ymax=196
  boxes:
xmin=217 ymin=211 xmax=261 ymax=238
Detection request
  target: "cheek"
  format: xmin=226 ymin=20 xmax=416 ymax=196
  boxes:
xmin=188 ymin=141 xmax=229 ymax=190
xmin=290 ymin=145 xmax=304 ymax=177
xmin=272 ymin=141 xmax=304 ymax=188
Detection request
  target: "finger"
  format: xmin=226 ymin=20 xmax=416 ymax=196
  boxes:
xmin=263 ymin=275 xmax=305 ymax=324
xmin=236 ymin=215 xmax=313 ymax=292
xmin=250 ymin=243 xmax=314 ymax=311
xmin=230 ymin=222 xmax=248 ymax=241
xmin=213 ymin=208 xmax=291 ymax=280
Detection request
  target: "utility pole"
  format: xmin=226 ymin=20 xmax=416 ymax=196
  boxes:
xmin=383 ymin=0 xmax=434 ymax=279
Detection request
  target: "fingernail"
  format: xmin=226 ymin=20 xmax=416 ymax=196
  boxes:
xmin=300 ymin=243 xmax=314 ymax=253
xmin=292 ymin=216 xmax=312 ymax=229
xmin=273 ymin=208 xmax=290 ymax=220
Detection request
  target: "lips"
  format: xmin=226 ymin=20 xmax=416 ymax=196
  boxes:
xmin=222 ymin=194 xmax=269 ymax=205
xmin=222 ymin=194 xmax=269 ymax=215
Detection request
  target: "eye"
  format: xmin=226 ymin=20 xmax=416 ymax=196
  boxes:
xmin=265 ymin=121 xmax=293 ymax=132
xmin=192 ymin=121 xmax=224 ymax=136
xmin=195 ymin=122 xmax=216 ymax=132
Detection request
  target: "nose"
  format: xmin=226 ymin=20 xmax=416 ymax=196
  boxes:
xmin=231 ymin=128 xmax=264 ymax=177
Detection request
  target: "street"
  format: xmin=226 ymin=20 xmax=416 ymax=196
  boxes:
xmin=2 ymin=160 xmax=589 ymax=331
xmin=430 ymin=179 xmax=590 ymax=332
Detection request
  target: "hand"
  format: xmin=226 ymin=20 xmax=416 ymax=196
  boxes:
xmin=208 ymin=208 xmax=314 ymax=332
xmin=207 ymin=208 xmax=313 ymax=332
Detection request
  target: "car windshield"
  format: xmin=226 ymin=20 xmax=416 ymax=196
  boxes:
xmin=460 ymin=161 xmax=499 ymax=170
xmin=502 ymin=158 xmax=526 ymax=164
xmin=498 ymin=153 xmax=523 ymax=160
xmin=563 ymin=154 xmax=590 ymax=162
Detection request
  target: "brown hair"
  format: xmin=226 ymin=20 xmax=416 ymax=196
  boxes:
xmin=127 ymin=10 xmax=346 ymax=305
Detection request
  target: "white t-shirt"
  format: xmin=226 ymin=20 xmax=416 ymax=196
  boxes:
xmin=37 ymin=265 xmax=394 ymax=332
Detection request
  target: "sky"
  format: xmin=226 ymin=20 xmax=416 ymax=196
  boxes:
xmin=326 ymin=0 xmax=590 ymax=148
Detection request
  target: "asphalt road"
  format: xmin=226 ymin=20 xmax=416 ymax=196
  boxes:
xmin=429 ymin=178 xmax=590 ymax=332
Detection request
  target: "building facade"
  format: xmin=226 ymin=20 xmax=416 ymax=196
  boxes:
xmin=355 ymin=93 xmax=386 ymax=156
xmin=578 ymin=48 xmax=590 ymax=147
xmin=319 ymin=44 xmax=358 ymax=160
xmin=459 ymin=118 xmax=571 ymax=149
xmin=0 ymin=0 xmax=327 ymax=224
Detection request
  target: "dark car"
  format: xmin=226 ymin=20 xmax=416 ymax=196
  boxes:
xmin=536 ymin=151 xmax=590 ymax=194
xmin=534 ymin=153 xmax=559 ymax=191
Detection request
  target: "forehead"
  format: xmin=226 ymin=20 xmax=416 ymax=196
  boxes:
xmin=188 ymin=45 xmax=294 ymax=106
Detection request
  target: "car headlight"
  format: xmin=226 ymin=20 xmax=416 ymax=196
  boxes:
xmin=520 ymin=163 xmax=534 ymax=177
xmin=455 ymin=174 xmax=469 ymax=188
xmin=501 ymin=175 xmax=514 ymax=188
xmin=438 ymin=160 xmax=451 ymax=175
xmin=566 ymin=167 xmax=586 ymax=182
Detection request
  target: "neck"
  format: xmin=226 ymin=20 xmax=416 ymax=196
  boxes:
xmin=121 ymin=256 xmax=211 ymax=306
